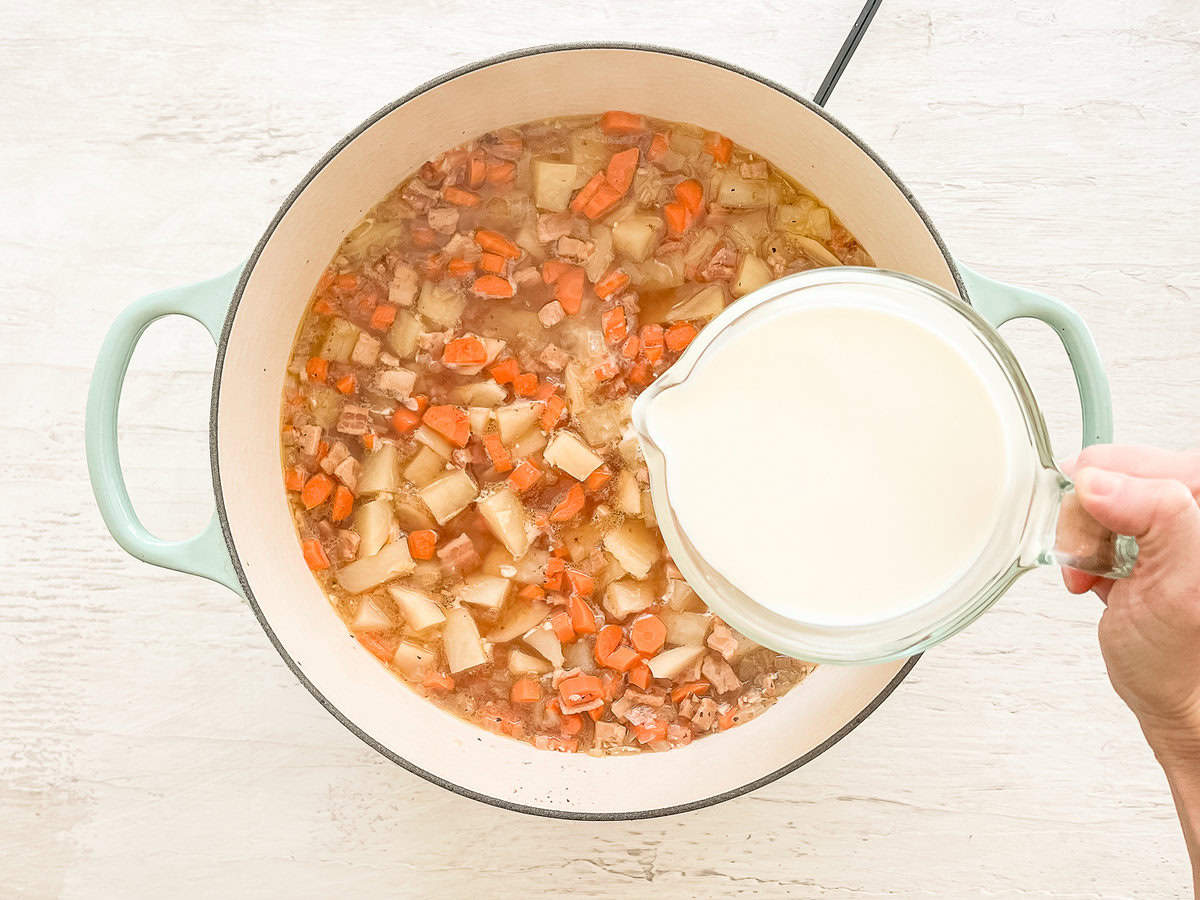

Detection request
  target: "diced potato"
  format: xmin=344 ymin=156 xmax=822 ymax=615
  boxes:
xmin=564 ymin=361 xmax=593 ymax=413
xmin=603 ymin=577 xmax=656 ymax=621
xmin=575 ymin=398 xmax=631 ymax=446
xmin=468 ymin=407 xmax=492 ymax=436
xmin=417 ymin=281 xmax=467 ymax=328
xmin=626 ymin=254 xmax=683 ymax=291
xmin=415 ymin=424 xmax=454 ymax=460
xmin=617 ymin=432 xmax=642 ymax=466
xmin=454 ymin=574 xmax=512 ymax=612
xmin=793 ymin=235 xmax=842 ymax=267
xmin=664 ymin=578 xmax=703 ymax=611
xmin=683 ymin=228 xmax=720 ymax=270
xmin=727 ymin=210 xmax=770 ymax=252
xmin=641 ymin=491 xmax=657 ymax=528
xmin=354 ymin=496 xmax=395 ymax=558
xmin=403 ymin=445 xmax=446 ymax=488
xmin=443 ymin=607 xmax=488 ymax=673
xmin=319 ymin=318 xmax=360 ymax=363
xmin=668 ymin=283 xmax=726 ymax=321
xmin=357 ymin=443 xmax=399 ymax=495
xmin=495 ymin=400 xmax=541 ymax=445
xmin=510 ymin=427 xmax=548 ymax=460
xmin=612 ymin=214 xmax=665 ymax=262
xmin=309 ymin=384 xmax=342 ymax=430
xmin=385 ymin=309 xmax=423 ymax=359
xmin=522 ymin=622 xmax=564 ymax=668
xmin=732 ymin=254 xmax=772 ymax=297
xmin=569 ymin=126 xmax=610 ymax=176
xmin=614 ymin=469 xmax=642 ymax=516
xmin=393 ymin=493 xmax=437 ymax=531
xmin=806 ymin=206 xmax=832 ymax=241
xmin=477 ymin=488 xmax=532 ymax=559
xmin=419 ymin=469 xmax=479 ymax=524
xmin=335 ymin=540 xmax=415 ymax=593
xmin=532 ymin=159 xmax=579 ymax=212
xmin=716 ymin=173 xmax=773 ymax=209
xmin=646 ymin=645 xmax=706 ymax=680
xmin=507 ymin=648 xmax=553 ymax=676
xmin=602 ymin=519 xmax=660 ymax=579
xmin=392 ymin=641 xmax=437 ymax=679
xmin=449 ymin=380 xmax=508 ymax=408
xmin=728 ymin=631 xmax=762 ymax=662
xmin=775 ymin=198 xmax=818 ymax=232
xmin=563 ymin=638 xmax=596 ymax=673
xmin=543 ymin=431 xmax=603 ymax=481
xmin=388 ymin=584 xmax=446 ymax=632
xmin=488 ymin=597 xmax=550 ymax=643
xmin=584 ymin=223 xmax=614 ymax=282
xmin=669 ymin=130 xmax=704 ymax=156
xmin=563 ymin=519 xmax=605 ymax=564
xmin=410 ymin=559 xmax=442 ymax=590
xmin=660 ymin=610 xmax=712 ymax=646
xmin=350 ymin=598 xmax=392 ymax=632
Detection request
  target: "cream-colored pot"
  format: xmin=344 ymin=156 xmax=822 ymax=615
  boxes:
xmin=88 ymin=45 xmax=967 ymax=819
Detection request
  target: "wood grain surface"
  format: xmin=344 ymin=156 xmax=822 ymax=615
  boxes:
xmin=2 ymin=0 xmax=1197 ymax=896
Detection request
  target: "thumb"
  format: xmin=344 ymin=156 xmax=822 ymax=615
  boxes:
xmin=1074 ymin=468 xmax=1200 ymax=553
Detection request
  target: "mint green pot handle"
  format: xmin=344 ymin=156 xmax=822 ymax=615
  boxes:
xmin=958 ymin=263 xmax=1113 ymax=446
xmin=85 ymin=266 xmax=244 ymax=594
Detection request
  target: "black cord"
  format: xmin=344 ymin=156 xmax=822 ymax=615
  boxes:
xmin=813 ymin=0 xmax=883 ymax=107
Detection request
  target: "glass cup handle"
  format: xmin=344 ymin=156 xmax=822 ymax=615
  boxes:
xmin=1051 ymin=479 xmax=1139 ymax=578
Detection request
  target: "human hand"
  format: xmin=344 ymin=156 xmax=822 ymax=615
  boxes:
xmin=1062 ymin=445 xmax=1200 ymax=760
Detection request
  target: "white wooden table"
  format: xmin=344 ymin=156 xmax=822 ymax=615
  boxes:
xmin=3 ymin=0 xmax=1198 ymax=895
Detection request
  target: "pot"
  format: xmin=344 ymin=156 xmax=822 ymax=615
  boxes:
xmin=85 ymin=44 xmax=1113 ymax=820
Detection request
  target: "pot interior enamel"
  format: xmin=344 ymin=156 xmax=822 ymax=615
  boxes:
xmin=215 ymin=46 xmax=954 ymax=818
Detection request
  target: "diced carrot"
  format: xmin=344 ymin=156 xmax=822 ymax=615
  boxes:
xmin=301 ymin=473 xmax=334 ymax=509
xmin=410 ymin=227 xmax=438 ymax=250
xmin=313 ymin=297 xmax=336 ymax=316
xmin=541 ymin=259 xmax=572 ymax=285
xmin=587 ymin=705 xmax=605 ymax=721
xmin=534 ymin=381 xmax=558 ymax=401
xmin=334 ymin=273 xmax=359 ymax=292
xmin=510 ymin=677 xmax=542 ymax=704
xmin=442 ymin=335 xmax=488 ymax=366
xmin=362 ymin=433 xmax=376 ymax=451
xmin=570 ymin=171 xmax=606 ymax=214
xmin=475 ymin=229 xmax=522 ymax=259
xmin=467 ymin=150 xmax=487 ymax=189
xmin=718 ymin=706 xmax=742 ymax=731
xmin=553 ymin=266 xmax=585 ymax=314
xmin=517 ymin=583 xmax=545 ymax=601
xmin=560 ymin=713 xmax=583 ymax=736
xmin=489 ymin=357 xmax=520 ymax=385
xmin=628 ymin=662 xmax=653 ymax=691
xmin=486 ymin=160 xmax=516 ymax=184
xmin=305 ymin=357 xmax=328 ymax=382
xmin=550 ymin=610 xmax=577 ymax=643
xmin=620 ymin=335 xmax=640 ymax=360
xmin=407 ymin=529 xmax=437 ymax=560
xmin=411 ymin=395 xmax=429 ymax=415
xmin=627 ymin=360 xmax=652 ymax=387
xmin=567 ymin=594 xmax=597 ymax=634
xmin=605 ymin=147 xmax=639 ymax=193
xmin=594 ymin=624 xmax=622 ymax=665
xmin=391 ymin=405 xmax=420 ymax=433
xmin=422 ymin=405 xmax=470 ymax=447
xmin=674 ymin=178 xmax=704 ymax=213
xmin=284 ymin=466 xmax=307 ymax=492
xmin=472 ymin=274 xmax=515 ymax=298
xmin=584 ymin=465 xmax=612 ymax=492
xmin=550 ymin=542 xmax=569 ymax=559
xmin=640 ymin=324 xmax=665 ymax=363
xmin=630 ymin=614 xmax=667 ymax=656
xmin=600 ymin=110 xmax=648 ymax=135
xmin=663 ymin=201 xmax=692 ymax=237
xmin=544 ymin=556 xmax=566 ymax=591
xmin=703 ymin=131 xmax=733 ymax=164
xmin=593 ymin=358 xmax=620 ymax=382
xmin=565 ymin=569 xmax=595 ymax=598
xmin=601 ymin=306 xmax=627 ymax=344
xmin=356 ymin=632 xmax=393 ymax=662
xmin=594 ymin=268 xmax=630 ymax=300
xmin=671 ymin=681 xmax=711 ymax=704
xmin=604 ymin=646 xmax=641 ymax=673
xmin=423 ymin=670 xmax=455 ymax=692
xmin=549 ymin=483 xmax=586 ymax=522
xmin=301 ymin=538 xmax=329 ymax=571
xmin=369 ymin=304 xmax=397 ymax=331
xmin=632 ymin=718 xmax=669 ymax=744
xmin=447 ymin=257 xmax=475 ymax=279
xmin=479 ymin=252 xmax=506 ymax=275
xmin=582 ymin=183 xmax=623 ymax=220
xmin=335 ymin=374 xmax=356 ymax=395
xmin=665 ymin=321 xmax=699 ymax=352
xmin=419 ymin=252 xmax=447 ymax=279
xmin=315 ymin=441 xmax=330 ymax=462
xmin=443 ymin=185 xmax=480 ymax=207
xmin=507 ymin=460 xmax=541 ymax=493
xmin=331 ymin=485 xmax=354 ymax=522
xmin=558 ymin=673 xmax=604 ymax=706
xmin=512 ymin=372 xmax=539 ymax=397
xmin=540 ymin=394 xmax=566 ymax=431
xmin=483 ymin=433 xmax=513 ymax=473
xmin=647 ymin=131 xmax=670 ymax=161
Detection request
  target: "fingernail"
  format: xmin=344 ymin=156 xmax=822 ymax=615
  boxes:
xmin=1078 ymin=468 xmax=1118 ymax=497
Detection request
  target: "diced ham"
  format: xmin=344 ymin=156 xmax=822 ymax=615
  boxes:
xmin=452 ymin=445 xmax=486 ymax=468
xmin=706 ymin=619 xmax=740 ymax=662
xmin=314 ymin=520 xmax=335 ymax=542
xmin=621 ymin=689 xmax=665 ymax=708
xmin=556 ymin=235 xmax=593 ymax=262
xmin=700 ymin=245 xmax=738 ymax=282
xmin=676 ymin=656 xmax=703 ymax=684
xmin=610 ymin=695 xmax=634 ymax=722
xmin=389 ymin=263 xmax=420 ymax=307
xmin=320 ymin=441 xmax=350 ymax=474
xmin=539 ymin=342 xmax=570 ymax=371
xmin=702 ymin=654 xmax=742 ymax=694
xmin=436 ymin=533 xmax=480 ymax=574
xmin=296 ymin=424 xmax=322 ymax=457
xmin=378 ymin=351 xmax=400 ymax=368
xmin=426 ymin=205 xmax=460 ymax=235
xmin=336 ymin=405 xmax=370 ymax=436
xmin=624 ymin=705 xmax=661 ymax=728
xmin=690 ymin=698 xmax=718 ymax=732
xmin=666 ymin=723 xmax=693 ymax=746
xmin=401 ymin=179 xmax=439 ymax=212
xmin=593 ymin=721 xmax=627 ymax=746
xmin=333 ymin=529 xmax=360 ymax=561
xmin=418 ymin=330 xmax=447 ymax=359
xmin=739 ymin=160 xmax=769 ymax=179
xmin=560 ymin=695 xmax=605 ymax=715
xmin=333 ymin=455 xmax=360 ymax=492
xmin=442 ymin=233 xmax=479 ymax=261
xmin=655 ymin=240 xmax=686 ymax=258
xmin=536 ymin=212 xmax=573 ymax=243
xmin=376 ymin=367 xmax=417 ymax=400
xmin=678 ymin=696 xmax=699 ymax=720
xmin=538 ymin=301 xmax=566 ymax=328
xmin=351 ymin=332 xmax=381 ymax=366
xmin=513 ymin=266 xmax=541 ymax=289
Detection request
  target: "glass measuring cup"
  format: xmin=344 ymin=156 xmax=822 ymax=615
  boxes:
xmin=631 ymin=267 xmax=1138 ymax=664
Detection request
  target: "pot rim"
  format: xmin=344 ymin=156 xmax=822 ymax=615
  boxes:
xmin=210 ymin=41 xmax=947 ymax=821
